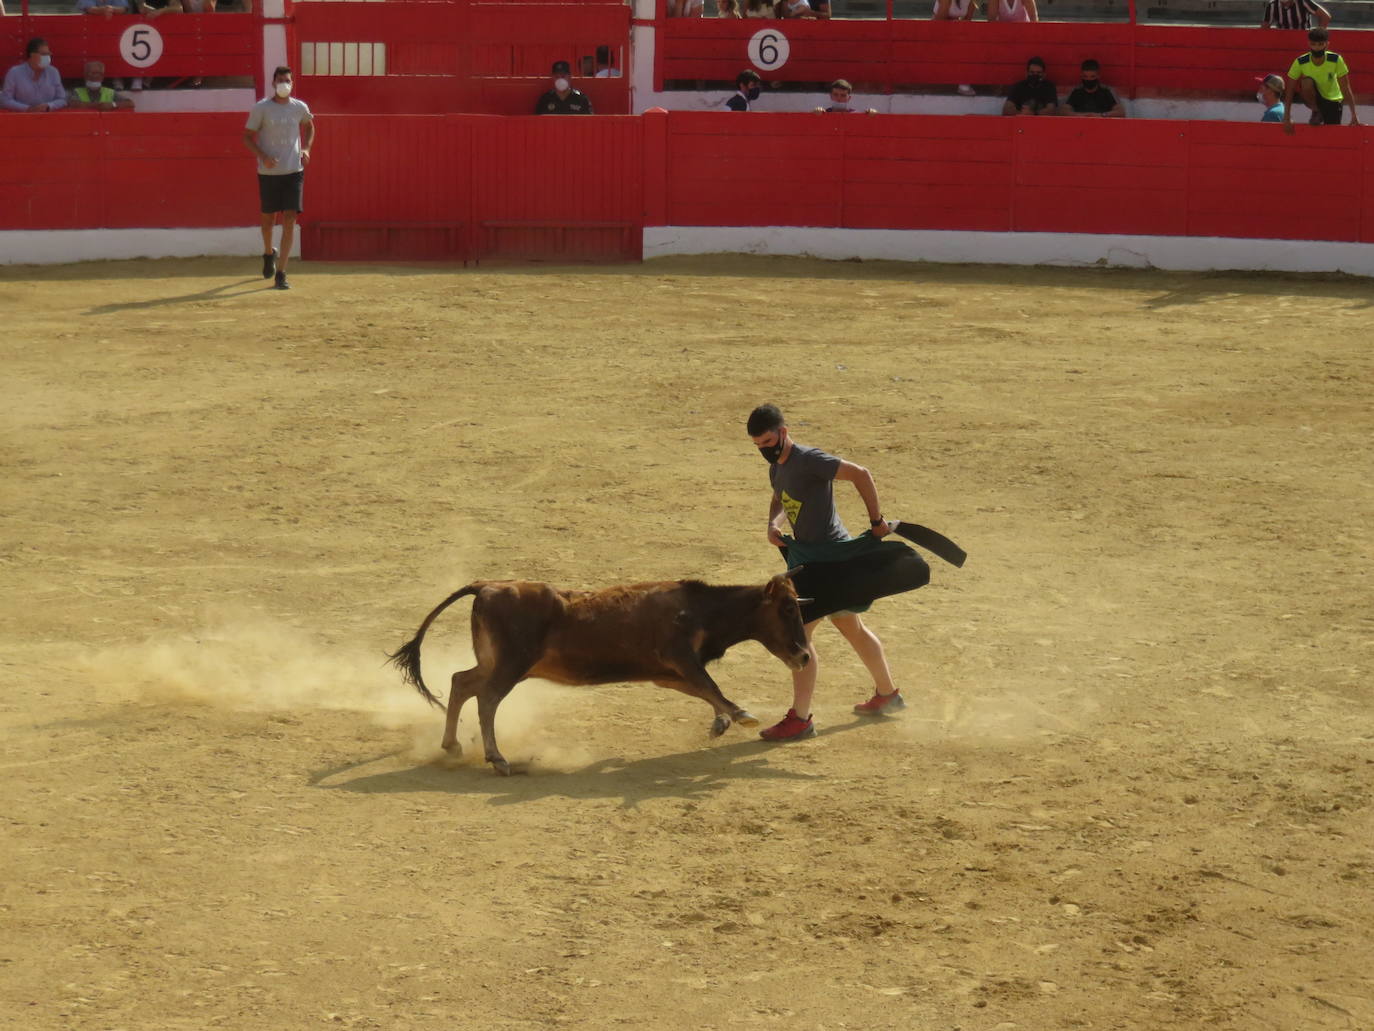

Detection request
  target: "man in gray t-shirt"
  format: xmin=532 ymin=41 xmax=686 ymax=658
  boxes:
xmin=747 ymin=403 xmax=906 ymax=741
xmin=243 ymin=66 xmax=315 ymax=290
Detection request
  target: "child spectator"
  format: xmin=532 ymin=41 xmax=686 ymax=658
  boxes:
xmin=1061 ymin=59 xmax=1125 ymax=117
xmin=814 ymin=79 xmax=877 ymax=114
xmin=1003 ymin=56 xmax=1057 ymax=115
xmin=726 ymin=69 xmax=762 ymax=111
xmin=1261 ymin=0 xmax=1330 ymax=30
xmin=1256 ymin=73 xmax=1285 ymax=121
xmin=2 ymin=37 xmax=66 ymax=112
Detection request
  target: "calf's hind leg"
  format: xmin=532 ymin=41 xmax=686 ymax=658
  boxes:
xmin=475 ymin=667 xmax=526 ymax=775
xmin=442 ymin=668 xmax=485 ymax=755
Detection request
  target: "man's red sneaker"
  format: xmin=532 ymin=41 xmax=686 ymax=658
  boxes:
xmin=759 ymin=708 xmax=816 ymax=741
xmin=853 ymin=690 xmax=906 ymax=716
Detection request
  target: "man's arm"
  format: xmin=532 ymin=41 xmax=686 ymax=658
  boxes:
xmin=1001 ymin=98 xmax=1019 ymax=115
xmin=1 ymin=69 xmax=28 ymax=112
xmin=1024 ymin=0 xmax=1039 ymax=20
xmin=766 ymin=492 xmax=786 ymax=546
xmin=242 ymin=127 xmax=276 ymax=168
xmin=1105 ymin=92 xmax=1125 ymax=118
xmin=834 ymin=460 xmax=890 ymax=536
xmin=300 ymin=117 xmax=315 ymax=165
xmin=44 ymin=72 xmax=67 ymax=110
xmin=1310 ymin=0 xmax=1332 ymax=28
xmin=1339 ymin=74 xmax=1358 ymax=124
xmin=1282 ymin=76 xmax=1298 ymax=133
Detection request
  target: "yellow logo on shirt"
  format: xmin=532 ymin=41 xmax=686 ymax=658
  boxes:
xmin=780 ymin=490 xmax=802 ymax=527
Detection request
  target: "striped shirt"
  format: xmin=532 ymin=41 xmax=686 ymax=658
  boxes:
xmin=1263 ymin=0 xmax=1320 ymax=29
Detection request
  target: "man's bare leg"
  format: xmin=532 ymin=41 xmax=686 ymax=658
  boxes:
xmin=830 ymin=612 xmax=897 ymax=696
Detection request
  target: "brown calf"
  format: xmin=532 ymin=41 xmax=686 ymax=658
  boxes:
xmin=388 ymin=573 xmax=811 ymax=775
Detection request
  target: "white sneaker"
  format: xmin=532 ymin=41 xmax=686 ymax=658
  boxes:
xmin=957 ymin=84 xmax=975 ymax=97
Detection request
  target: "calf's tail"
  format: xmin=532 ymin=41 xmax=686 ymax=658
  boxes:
xmin=387 ymin=585 xmax=480 ymax=712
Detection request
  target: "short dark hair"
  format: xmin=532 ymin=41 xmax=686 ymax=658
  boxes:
xmin=26 ymin=37 xmax=47 ymax=57
xmin=1080 ymin=59 xmax=1101 ymax=73
xmin=596 ymin=45 xmax=610 ymax=65
xmin=747 ymin=404 xmax=785 ymax=436
xmin=1027 ymin=55 xmax=1045 ymax=70
xmin=1308 ymin=26 xmax=1329 ymax=43
xmin=829 ymin=79 xmax=853 ymax=92
xmin=737 ymin=69 xmax=762 ymax=88
xmin=273 ymin=65 xmax=292 ymax=81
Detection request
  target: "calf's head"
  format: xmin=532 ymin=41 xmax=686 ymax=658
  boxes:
xmin=756 ymin=571 xmax=812 ymax=670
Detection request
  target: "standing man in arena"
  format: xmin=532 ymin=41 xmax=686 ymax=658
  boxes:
xmin=243 ymin=66 xmax=314 ymax=291
xmin=1283 ymin=27 xmax=1360 ymax=129
xmin=746 ymin=404 xmax=904 ymax=742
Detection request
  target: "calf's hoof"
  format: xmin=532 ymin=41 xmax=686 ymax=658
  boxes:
xmin=490 ymin=758 xmax=512 ymax=776
xmin=442 ymin=740 xmax=462 ymax=756
xmin=710 ymin=714 xmax=731 ymax=737
xmin=733 ymin=710 xmax=759 ymax=728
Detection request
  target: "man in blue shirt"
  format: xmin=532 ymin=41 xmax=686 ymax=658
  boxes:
xmin=1256 ymin=73 xmax=1285 ymax=122
xmin=2 ymin=38 xmax=66 ymax=113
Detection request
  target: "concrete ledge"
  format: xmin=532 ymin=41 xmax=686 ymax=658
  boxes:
xmin=0 ymin=227 xmax=256 ymax=265
xmin=644 ymin=225 xmax=1374 ymax=277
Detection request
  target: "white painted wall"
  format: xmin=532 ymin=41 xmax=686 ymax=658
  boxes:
xmin=644 ymin=225 xmax=1374 ymax=277
xmin=0 ymin=228 xmax=257 ymax=266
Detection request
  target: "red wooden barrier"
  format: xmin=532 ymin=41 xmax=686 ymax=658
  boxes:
xmin=287 ymin=0 xmax=631 ymax=115
xmin=0 ymin=111 xmax=254 ymax=230
xmin=302 ymin=113 xmax=644 ymax=261
xmin=658 ymin=19 xmax=1374 ymax=98
xmin=649 ymin=111 xmax=1374 ymax=244
xmin=0 ymin=14 xmax=259 ymax=84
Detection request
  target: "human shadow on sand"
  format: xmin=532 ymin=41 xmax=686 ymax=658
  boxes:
xmin=83 ymin=277 xmax=268 ymax=315
xmin=310 ymin=718 xmax=877 ymax=808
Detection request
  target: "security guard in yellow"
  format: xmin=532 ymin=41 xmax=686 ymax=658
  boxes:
xmin=1284 ymin=27 xmax=1360 ymax=132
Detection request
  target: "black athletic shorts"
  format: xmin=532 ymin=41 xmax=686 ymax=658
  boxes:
xmin=1314 ymin=97 xmax=1344 ymax=125
xmin=258 ymin=171 xmax=304 ymax=214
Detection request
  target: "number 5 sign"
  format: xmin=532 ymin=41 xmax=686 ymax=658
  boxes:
xmin=748 ymin=29 xmax=789 ymax=73
xmin=119 ymin=25 xmax=164 ymax=69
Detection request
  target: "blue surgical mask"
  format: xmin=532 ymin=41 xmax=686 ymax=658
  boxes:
xmin=38 ymin=55 xmax=52 ymax=69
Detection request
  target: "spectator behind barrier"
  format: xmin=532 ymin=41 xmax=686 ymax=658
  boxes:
xmin=744 ymin=0 xmax=771 ymax=16
xmin=726 ymin=69 xmax=762 ymax=111
xmin=815 ymin=79 xmax=877 ymax=114
xmin=1061 ymin=59 xmax=1125 ymax=117
xmin=775 ymin=0 xmax=816 ymax=16
xmin=933 ymin=0 xmax=980 ymax=97
xmin=77 ymin=0 xmax=130 ymax=16
xmin=594 ymin=46 xmax=621 ymax=78
xmin=2 ymin=38 xmax=66 ymax=113
xmin=1003 ymin=56 xmax=1057 ymax=115
xmin=69 ymin=60 xmax=134 ymax=110
xmin=669 ymin=0 xmax=704 ymax=15
xmin=1261 ymin=0 xmax=1329 ymax=30
xmin=989 ymin=0 xmax=1037 ymax=21
xmin=1256 ymin=73 xmax=1285 ymax=122
xmin=1283 ymin=27 xmax=1360 ymax=130
xmin=717 ymin=0 xmax=742 ymax=15
xmin=535 ymin=60 xmax=593 ymax=115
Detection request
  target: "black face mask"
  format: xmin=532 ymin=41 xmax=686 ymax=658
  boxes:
xmin=746 ymin=85 xmax=761 ymax=101
xmin=1027 ymin=71 xmax=1043 ymax=82
xmin=758 ymin=439 xmax=784 ymax=464
xmin=1081 ymin=78 xmax=1099 ymax=91
xmin=1310 ymin=48 xmax=1326 ymax=59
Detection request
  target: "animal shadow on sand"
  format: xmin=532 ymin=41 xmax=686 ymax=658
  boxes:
xmin=310 ymin=719 xmax=876 ymax=809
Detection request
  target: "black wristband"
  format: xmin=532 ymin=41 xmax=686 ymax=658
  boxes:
xmin=870 ymin=516 xmax=884 ymax=526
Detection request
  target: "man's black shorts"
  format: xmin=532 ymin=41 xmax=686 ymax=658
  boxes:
xmin=1315 ymin=97 xmax=1344 ymax=125
xmin=258 ymin=171 xmax=304 ymax=214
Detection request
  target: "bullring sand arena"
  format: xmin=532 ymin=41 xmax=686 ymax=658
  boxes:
xmin=4 ymin=253 xmax=1372 ymax=1031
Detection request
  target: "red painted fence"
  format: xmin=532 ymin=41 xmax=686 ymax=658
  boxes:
xmin=0 ymin=14 xmax=260 ymax=87
xmin=3 ymin=111 xmax=1373 ymax=260
xmin=658 ymin=19 xmax=1374 ymax=97
xmin=286 ymin=0 xmax=631 ymax=115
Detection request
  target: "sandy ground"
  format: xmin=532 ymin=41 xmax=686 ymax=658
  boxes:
xmin=2 ymin=254 xmax=1372 ymax=1031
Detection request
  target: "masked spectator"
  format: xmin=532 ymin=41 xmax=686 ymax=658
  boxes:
xmin=726 ymin=69 xmax=762 ymax=111
xmin=1283 ymin=27 xmax=1360 ymax=130
xmin=1256 ymin=72 xmax=1285 ymax=121
xmin=69 ymin=60 xmax=134 ymax=109
xmin=2 ymin=38 xmax=66 ymax=113
xmin=1261 ymin=0 xmax=1330 ymax=30
xmin=989 ymin=0 xmax=1036 ymax=21
xmin=1062 ymin=59 xmax=1125 ymax=117
xmin=815 ymin=79 xmax=877 ymax=114
xmin=1003 ymin=55 xmax=1057 ymax=115
xmin=535 ymin=60 xmax=593 ymax=115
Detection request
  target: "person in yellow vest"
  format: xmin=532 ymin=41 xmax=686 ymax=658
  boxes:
xmin=1283 ymin=27 xmax=1360 ymax=131
xmin=68 ymin=60 xmax=133 ymax=110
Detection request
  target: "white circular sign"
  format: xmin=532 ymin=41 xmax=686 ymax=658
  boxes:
xmin=119 ymin=24 xmax=164 ymax=70
xmin=748 ymin=29 xmax=790 ymax=73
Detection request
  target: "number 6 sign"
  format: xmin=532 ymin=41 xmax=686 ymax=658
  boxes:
xmin=748 ymin=29 xmax=789 ymax=73
xmin=119 ymin=24 xmax=164 ymax=69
